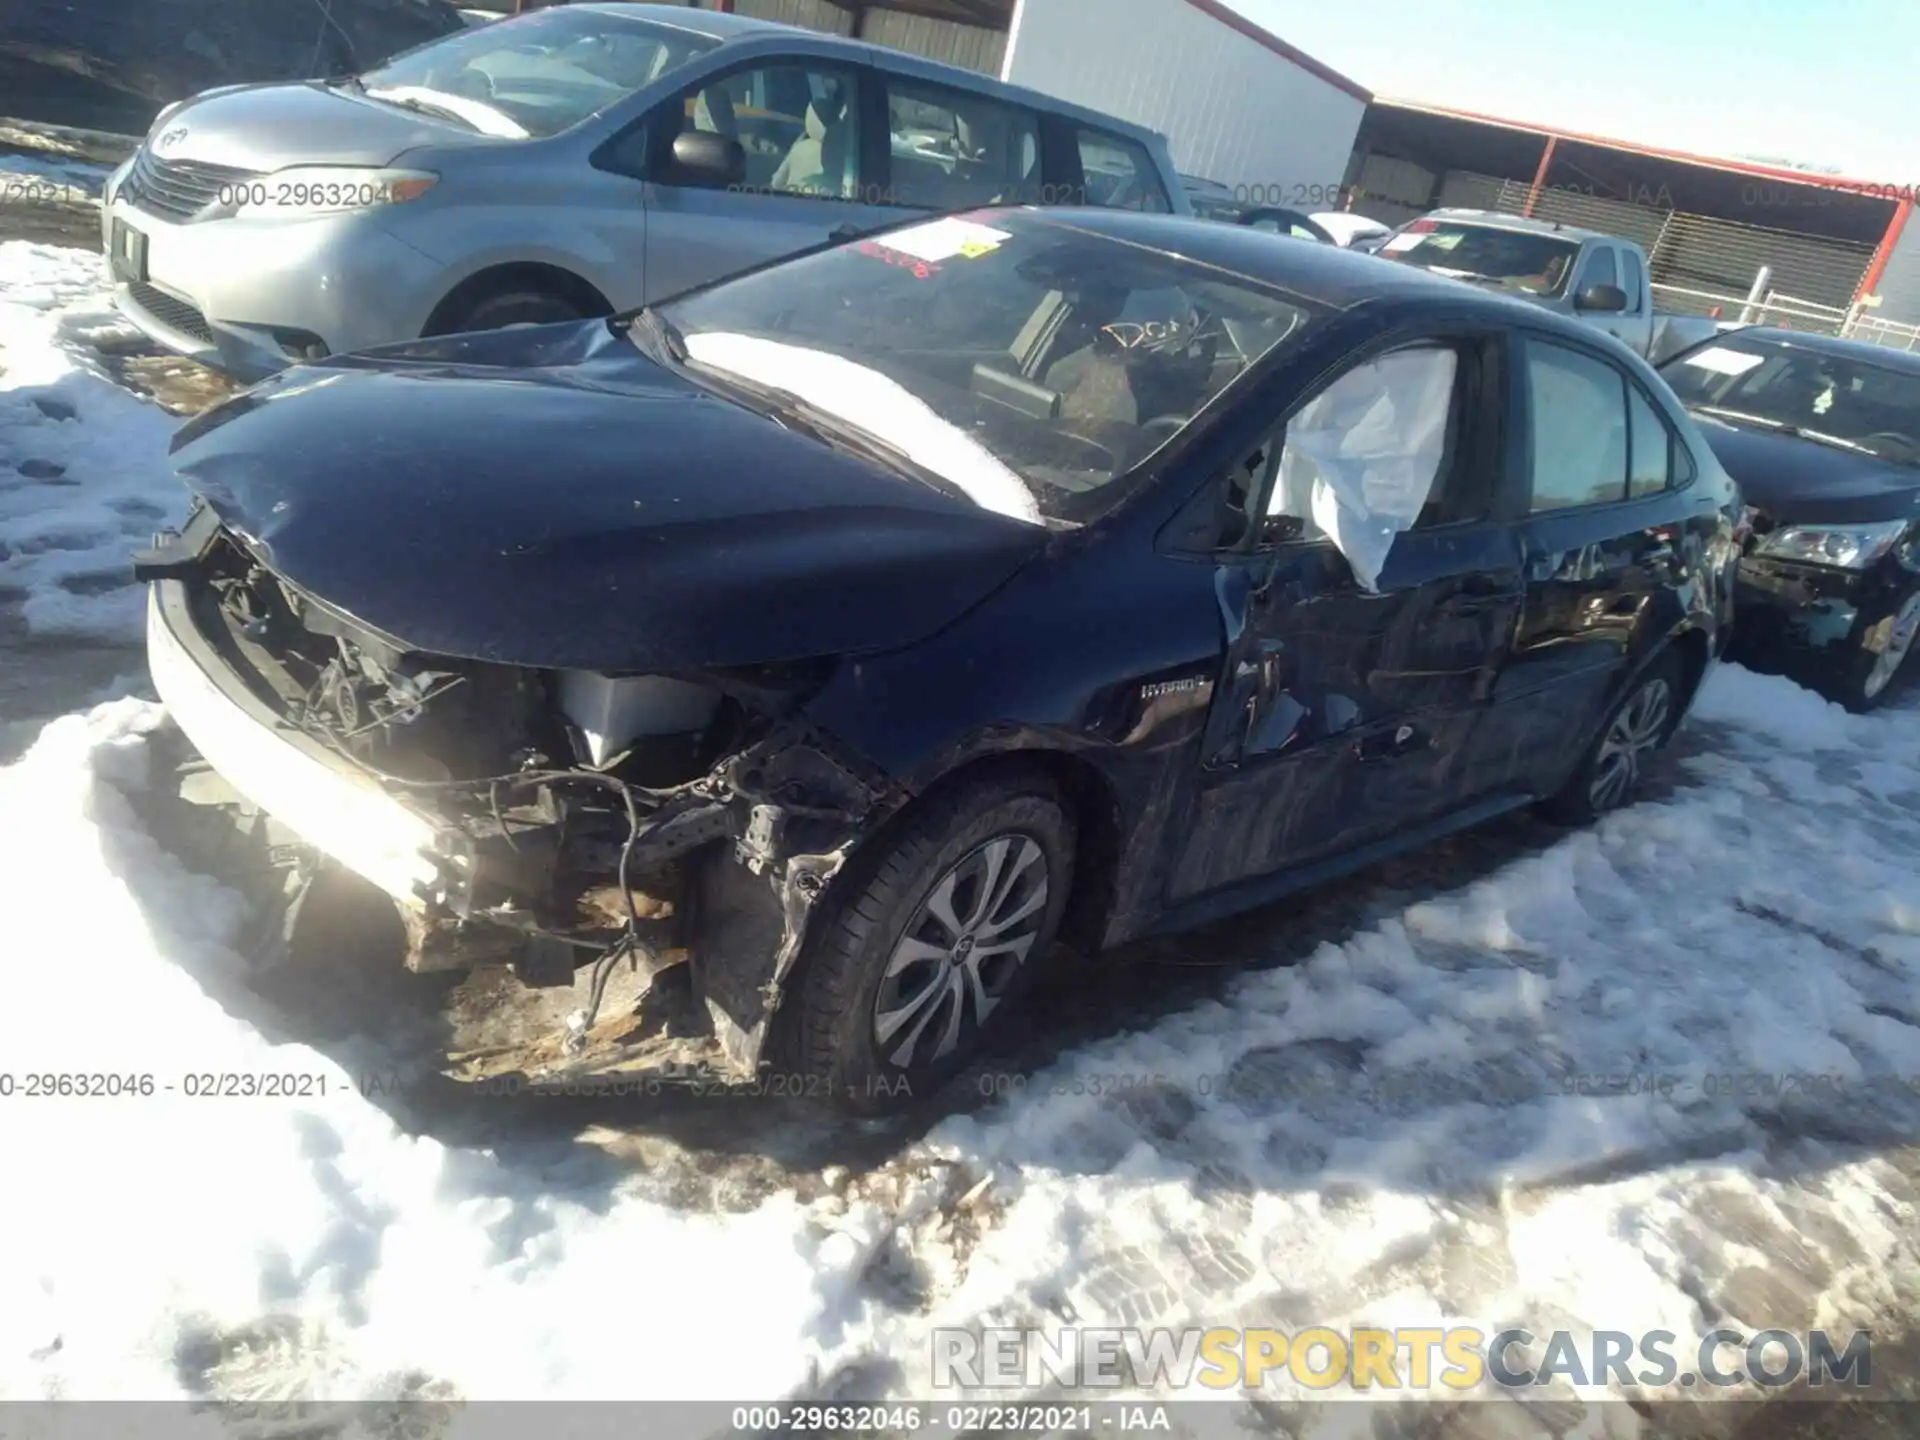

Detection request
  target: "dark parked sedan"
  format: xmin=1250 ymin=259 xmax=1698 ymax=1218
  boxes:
xmin=137 ymin=207 xmax=1740 ymax=1107
xmin=1659 ymin=328 xmax=1920 ymax=710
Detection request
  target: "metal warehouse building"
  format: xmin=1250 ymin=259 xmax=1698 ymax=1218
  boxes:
xmin=629 ymin=0 xmax=1371 ymax=202
xmin=1345 ymin=99 xmax=1920 ymax=348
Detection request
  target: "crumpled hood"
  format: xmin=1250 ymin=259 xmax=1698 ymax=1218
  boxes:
xmin=167 ymin=319 xmax=1050 ymax=671
xmin=1694 ymin=416 xmax=1920 ymax=526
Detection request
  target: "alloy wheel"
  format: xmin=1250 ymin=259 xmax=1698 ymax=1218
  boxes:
xmin=1588 ymin=677 xmax=1673 ymax=812
xmin=1863 ymin=592 xmax=1920 ymax=700
xmin=872 ymin=834 xmax=1050 ymax=1069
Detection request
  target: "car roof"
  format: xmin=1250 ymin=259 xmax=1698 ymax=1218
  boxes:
xmin=1418 ymin=208 xmax=1623 ymax=247
xmin=564 ymin=3 xmax=1170 ymax=148
xmin=1699 ymin=325 xmax=1920 ymax=376
xmin=1009 ymin=207 xmax=1614 ymax=325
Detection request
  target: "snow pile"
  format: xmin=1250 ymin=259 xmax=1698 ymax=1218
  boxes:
xmin=0 ymin=241 xmax=182 ymax=639
xmin=0 ymin=705 xmax=878 ymax=1409
xmin=855 ymin=663 xmax=1920 ymax=1407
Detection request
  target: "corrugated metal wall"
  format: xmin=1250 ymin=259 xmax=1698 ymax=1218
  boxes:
xmin=686 ymin=0 xmax=1002 ymax=68
xmin=1869 ymin=215 xmax=1920 ymax=327
xmin=862 ymin=9 xmax=1004 ymax=73
xmin=1413 ymin=168 xmax=1879 ymax=316
xmin=1003 ymin=0 xmax=1365 ymax=195
xmin=696 ymin=0 xmax=855 ymax=34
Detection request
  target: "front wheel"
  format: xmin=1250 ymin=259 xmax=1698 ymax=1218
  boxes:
xmin=780 ymin=772 xmax=1075 ymax=1112
xmin=1832 ymin=588 xmax=1920 ymax=712
xmin=446 ymin=289 xmax=590 ymax=334
xmin=1543 ymin=651 xmax=1683 ymax=824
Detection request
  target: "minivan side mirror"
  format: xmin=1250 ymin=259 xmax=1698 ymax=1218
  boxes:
xmin=669 ymin=131 xmax=746 ymax=188
xmin=1575 ymin=282 xmax=1629 ymax=313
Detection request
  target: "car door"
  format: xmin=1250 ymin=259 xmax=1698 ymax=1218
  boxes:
xmin=617 ymin=56 xmax=898 ymax=302
xmin=1168 ymin=331 xmax=1524 ymax=903
xmin=861 ymin=70 xmax=1046 ymax=224
xmin=1484 ymin=333 xmax=1692 ymax=790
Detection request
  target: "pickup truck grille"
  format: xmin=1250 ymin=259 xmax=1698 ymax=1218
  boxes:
xmin=121 ymin=148 xmax=257 ymax=222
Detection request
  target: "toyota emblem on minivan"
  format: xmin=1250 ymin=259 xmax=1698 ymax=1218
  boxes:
xmin=155 ymin=127 xmax=188 ymax=152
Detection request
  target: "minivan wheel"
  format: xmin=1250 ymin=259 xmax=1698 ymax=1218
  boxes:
xmin=448 ymin=289 xmax=589 ymax=333
xmin=782 ymin=773 xmax=1075 ymax=1113
xmin=1834 ymin=588 xmax=1920 ymax=712
xmin=1544 ymin=651 xmax=1683 ymax=824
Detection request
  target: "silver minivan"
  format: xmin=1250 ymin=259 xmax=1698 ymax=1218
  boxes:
xmin=99 ymin=3 xmax=1191 ymax=380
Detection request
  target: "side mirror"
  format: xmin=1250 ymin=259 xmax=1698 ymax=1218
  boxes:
xmin=1575 ymin=282 xmax=1629 ymax=313
xmin=669 ymin=130 xmax=746 ymax=188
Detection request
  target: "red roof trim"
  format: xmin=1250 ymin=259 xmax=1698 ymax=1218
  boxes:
xmin=1375 ymin=97 xmax=1898 ymax=192
xmin=1179 ymin=0 xmax=1372 ymax=103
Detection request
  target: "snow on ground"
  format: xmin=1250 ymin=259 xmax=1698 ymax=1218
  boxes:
xmin=5 ymin=238 xmax=1920 ymax=1429
xmin=0 ymin=152 xmax=110 ymax=203
xmin=0 ymin=242 xmax=182 ymax=638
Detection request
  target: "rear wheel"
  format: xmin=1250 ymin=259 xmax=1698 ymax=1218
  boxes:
xmin=1544 ymin=651 xmax=1683 ymax=824
xmin=1833 ymin=588 xmax=1920 ymax=712
xmin=782 ymin=773 xmax=1075 ymax=1112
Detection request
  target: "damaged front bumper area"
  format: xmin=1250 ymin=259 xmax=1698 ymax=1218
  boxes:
xmin=138 ymin=511 xmax=899 ymax=1085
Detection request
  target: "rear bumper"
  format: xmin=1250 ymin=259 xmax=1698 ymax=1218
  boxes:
xmin=145 ymin=579 xmax=462 ymax=912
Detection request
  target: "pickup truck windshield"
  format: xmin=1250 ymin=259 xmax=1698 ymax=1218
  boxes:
xmin=1380 ymin=223 xmax=1582 ymax=298
xmin=1662 ymin=336 xmax=1920 ymax=467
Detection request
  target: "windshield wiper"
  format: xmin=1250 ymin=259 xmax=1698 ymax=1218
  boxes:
xmin=625 ymin=307 xmax=688 ymax=366
xmin=368 ymin=92 xmax=479 ymax=131
xmin=1694 ymin=405 xmax=1872 ymax=453
xmin=683 ymin=362 xmax=969 ymax=500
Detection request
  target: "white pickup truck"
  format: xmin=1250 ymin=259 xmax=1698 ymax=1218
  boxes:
xmin=1374 ymin=208 xmax=1721 ymax=364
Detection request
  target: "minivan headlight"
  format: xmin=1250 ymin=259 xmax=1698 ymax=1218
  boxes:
xmin=1752 ymin=518 xmax=1909 ymax=570
xmin=209 ymin=167 xmax=438 ymax=219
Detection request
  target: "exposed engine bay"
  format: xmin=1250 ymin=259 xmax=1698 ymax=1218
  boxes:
xmin=137 ymin=510 xmax=903 ymax=1084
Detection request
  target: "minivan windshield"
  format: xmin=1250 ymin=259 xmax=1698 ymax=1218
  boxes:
xmin=1380 ymin=221 xmax=1580 ymax=298
xmin=358 ymin=9 xmax=718 ymax=139
xmin=653 ymin=211 xmax=1318 ymax=526
xmin=1661 ymin=335 xmax=1920 ymax=466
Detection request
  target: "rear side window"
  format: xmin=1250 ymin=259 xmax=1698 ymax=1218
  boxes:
xmin=883 ymin=77 xmax=1041 ymax=210
xmin=1526 ymin=340 xmax=1629 ymax=510
xmin=1076 ymin=130 xmax=1173 ymax=212
xmin=1628 ymin=384 xmax=1675 ymax=497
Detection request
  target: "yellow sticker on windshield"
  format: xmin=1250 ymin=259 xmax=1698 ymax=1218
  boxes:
xmin=958 ymin=239 xmax=1000 ymax=258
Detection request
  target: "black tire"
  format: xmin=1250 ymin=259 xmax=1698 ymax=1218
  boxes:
xmin=446 ymin=288 xmax=590 ymax=333
xmin=1543 ymin=650 xmax=1684 ymax=825
xmin=1829 ymin=588 xmax=1920 ymax=713
xmin=781 ymin=771 xmax=1076 ymax=1113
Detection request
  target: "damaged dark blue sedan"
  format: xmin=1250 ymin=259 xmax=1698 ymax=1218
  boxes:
xmin=137 ymin=207 xmax=1742 ymax=1109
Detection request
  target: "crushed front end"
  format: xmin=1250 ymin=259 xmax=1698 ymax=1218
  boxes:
xmin=136 ymin=505 xmax=900 ymax=1085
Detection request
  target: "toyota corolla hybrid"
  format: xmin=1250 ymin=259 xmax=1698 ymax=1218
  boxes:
xmin=137 ymin=208 xmax=1741 ymax=1107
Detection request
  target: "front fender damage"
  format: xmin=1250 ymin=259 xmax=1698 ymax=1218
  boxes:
xmin=686 ymin=726 xmax=900 ymax=1077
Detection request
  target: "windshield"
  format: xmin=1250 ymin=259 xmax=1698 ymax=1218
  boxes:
xmin=358 ymin=9 xmax=718 ymax=139
xmin=1661 ymin=337 xmax=1920 ymax=466
xmin=653 ymin=211 xmax=1318 ymax=526
xmin=1379 ymin=222 xmax=1580 ymax=297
